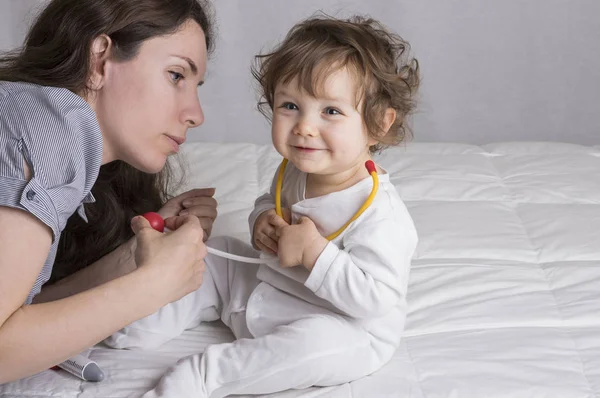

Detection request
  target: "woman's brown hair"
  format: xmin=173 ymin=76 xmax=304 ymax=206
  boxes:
xmin=252 ymin=15 xmax=419 ymax=153
xmin=0 ymin=0 xmax=214 ymax=283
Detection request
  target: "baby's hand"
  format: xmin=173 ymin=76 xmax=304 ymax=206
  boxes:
xmin=253 ymin=208 xmax=291 ymax=255
xmin=276 ymin=216 xmax=328 ymax=270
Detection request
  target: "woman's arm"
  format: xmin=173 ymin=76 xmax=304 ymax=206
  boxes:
xmin=32 ymin=237 xmax=137 ymax=303
xmin=0 ymin=206 xmax=206 ymax=383
xmin=34 ymin=187 xmax=218 ymax=304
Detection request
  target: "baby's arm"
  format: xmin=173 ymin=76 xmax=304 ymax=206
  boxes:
xmin=248 ymin=196 xmax=276 ymax=248
xmin=304 ymin=214 xmax=417 ymax=319
xmin=248 ymin=166 xmax=278 ymax=248
xmin=249 ymin=163 xmax=293 ymax=252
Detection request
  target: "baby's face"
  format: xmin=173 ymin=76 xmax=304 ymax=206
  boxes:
xmin=271 ymin=67 xmax=377 ymax=179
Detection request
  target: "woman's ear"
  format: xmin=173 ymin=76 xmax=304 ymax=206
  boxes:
xmin=88 ymin=34 xmax=113 ymax=91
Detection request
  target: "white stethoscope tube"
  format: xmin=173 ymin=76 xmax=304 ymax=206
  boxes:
xmin=206 ymin=246 xmax=266 ymax=264
xmin=163 ymin=227 xmax=273 ymax=264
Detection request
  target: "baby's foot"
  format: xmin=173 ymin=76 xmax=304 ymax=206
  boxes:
xmin=142 ymin=355 xmax=206 ymax=398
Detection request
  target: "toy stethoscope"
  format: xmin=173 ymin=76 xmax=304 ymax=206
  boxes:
xmin=143 ymin=159 xmax=379 ymax=264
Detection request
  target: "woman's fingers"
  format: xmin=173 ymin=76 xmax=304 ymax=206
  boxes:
xmin=181 ymin=195 xmax=218 ymax=213
xmin=159 ymin=188 xmax=216 ymax=219
xmin=131 ymin=215 xmax=153 ymax=235
xmin=163 ymin=215 xmax=204 ymax=243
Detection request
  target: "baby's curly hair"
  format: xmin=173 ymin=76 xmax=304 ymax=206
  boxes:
xmin=252 ymin=14 xmax=420 ymax=153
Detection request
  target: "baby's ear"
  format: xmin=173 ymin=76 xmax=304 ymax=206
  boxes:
xmin=382 ymin=108 xmax=397 ymax=134
xmin=368 ymin=108 xmax=397 ymax=146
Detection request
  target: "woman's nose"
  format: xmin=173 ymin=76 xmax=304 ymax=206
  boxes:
xmin=183 ymin=96 xmax=204 ymax=128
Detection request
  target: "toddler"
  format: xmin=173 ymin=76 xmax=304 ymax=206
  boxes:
xmin=107 ymin=14 xmax=420 ymax=398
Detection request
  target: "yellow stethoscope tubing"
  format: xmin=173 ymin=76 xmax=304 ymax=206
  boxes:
xmin=275 ymin=158 xmax=379 ymax=241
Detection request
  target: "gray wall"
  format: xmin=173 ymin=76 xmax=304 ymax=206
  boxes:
xmin=2 ymin=0 xmax=599 ymax=145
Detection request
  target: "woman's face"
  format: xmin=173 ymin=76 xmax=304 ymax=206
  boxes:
xmin=90 ymin=19 xmax=207 ymax=173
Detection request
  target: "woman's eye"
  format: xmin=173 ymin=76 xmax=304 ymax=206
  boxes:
xmin=280 ymin=102 xmax=298 ymax=110
xmin=169 ymin=71 xmax=184 ymax=83
xmin=325 ymin=107 xmax=341 ymax=115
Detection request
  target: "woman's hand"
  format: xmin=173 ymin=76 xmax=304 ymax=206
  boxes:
xmin=252 ymin=208 xmax=291 ymax=255
xmin=158 ymin=188 xmax=217 ymax=241
xmin=131 ymin=214 xmax=207 ymax=303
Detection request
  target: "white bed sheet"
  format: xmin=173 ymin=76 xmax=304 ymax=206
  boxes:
xmin=2 ymin=141 xmax=600 ymax=398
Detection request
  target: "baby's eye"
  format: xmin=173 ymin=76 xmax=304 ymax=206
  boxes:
xmin=169 ymin=71 xmax=184 ymax=83
xmin=280 ymin=102 xmax=298 ymax=110
xmin=324 ymin=107 xmax=341 ymax=115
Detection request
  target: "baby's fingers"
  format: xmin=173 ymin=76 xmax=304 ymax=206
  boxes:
xmin=269 ymin=212 xmax=289 ymax=229
xmin=257 ymin=235 xmax=278 ymax=255
xmin=280 ymin=208 xmax=292 ymax=224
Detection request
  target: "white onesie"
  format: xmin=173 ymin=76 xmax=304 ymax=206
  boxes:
xmin=106 ymin=161 xmax=418 ymax=398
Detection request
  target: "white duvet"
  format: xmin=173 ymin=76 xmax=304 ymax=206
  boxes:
xmin=2 ymin=141 xmax=599 ymax=398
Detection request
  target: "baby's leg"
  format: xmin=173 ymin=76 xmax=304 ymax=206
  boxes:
xmin=105 ymin=236 xmax=260 ymax=349
xmin=142 ymin=315 xmax=391 ymax=398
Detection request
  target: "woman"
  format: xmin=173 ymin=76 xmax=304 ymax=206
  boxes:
xmin=0 ymin=0 xmax=217 ymax=383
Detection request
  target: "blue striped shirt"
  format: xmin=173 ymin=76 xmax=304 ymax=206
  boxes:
xmin=0 ymin=81 xmax=103 ymax=304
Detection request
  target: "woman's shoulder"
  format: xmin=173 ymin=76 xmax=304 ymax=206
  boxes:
xmin=0 ymin=81 xmax=92 ymax=119
xmin=1 ymin=80 xmax=68 ymax=102
xmin=0 ymin=80 xmax=102 ymax=159
xmin=0 ymin=81 xmax=102 ymax=238
xmin=0 ymin=80 xmax=34 ymax=97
